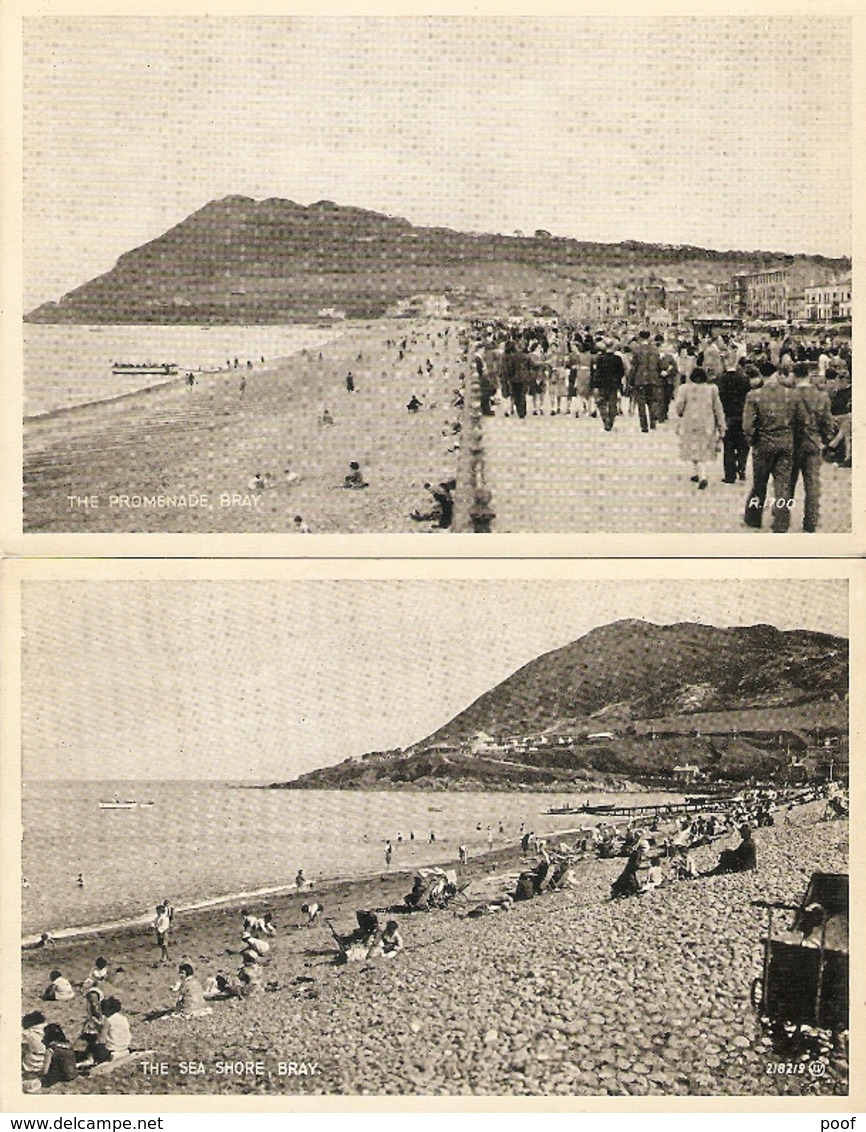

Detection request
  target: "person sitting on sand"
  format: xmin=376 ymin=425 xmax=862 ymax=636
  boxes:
xmin=293 ymin=515 xmax=311 ymax=533
xmin=81 ymin=957 xmax=109 ymax=992
xmin=711 ymin=824 xmax=757 ymax=875
xmin=92 ymin=997 xmax=131 ymax=1064
xmin=410 ymin=482 xmax=443 ymax=524
xmin=172 ymin=963 xmax=211 ymax=1019
xmin=261 ymin=911 xmax=277 ymax=935
xmin=407 ymin=394 xmax=422 ymax=413
xmin=672 ymin=846 xmax=698 ymax=880
xmin=43 ymin=969 xmax=75 ymax=1001
xmin=248 ymin=473 xmax=267 ymax=492
xmin=431 ymin=480 xmax=456 ymax=529
xmin=343 ymin=461 xmax=369 ymax=489
xmin=202 ymin=971 xmax=232 ymax=999
xmin=41 ymin=1023 xmax=78 ymax=1087
xmin=319 ymin=407 xmax=335 ymax=426
xmin=284 ymin=467 xmax=302 ymax=486
xmin=236 ymin=957 xmax=265 ymax=997
xmin=22 ymin=1011 xmax=47 ymax=1093
xmin=642 ymin=857 xmax=664 ymax=891
xmin=368 ymin=920 xmax=404 ymax=959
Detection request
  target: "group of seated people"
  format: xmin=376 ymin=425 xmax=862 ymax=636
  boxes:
xmin=610 ymin=823 xmax=757 ymax=899
xmin=23 ymin=957 xmax=135 ymax=1092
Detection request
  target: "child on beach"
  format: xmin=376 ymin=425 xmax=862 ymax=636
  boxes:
xmin=368 ymin=921 xmax=404 ymax=959
xmin=43 ymin=969 xmax=75 ymax=1001
xmin=41 ymin=1023 xmax=78 ymax=1087
xmin=77 ymin=987 xmax=104 ymax=1063
xmin=343 ymin=461 xmax=369 ymax=489
xmin=153 ymin=905 xmax=171 ymax=963
xmin=642 ymin=857 xmax=664 ymax=891
xmin=202 ymin=972 xmax=232 ymax=999
xmin=236 ymin=958 xmax=264 ymax=997
xmin=81 ymin=957 xmax=109 ymax=991
xmin=171 ymin=963 xmax=211 ymax=1019
xmin=92 ymin=997 xmax=131 ymax=1063
xmin=22 ymin=1011 xmax=47 ymax=1092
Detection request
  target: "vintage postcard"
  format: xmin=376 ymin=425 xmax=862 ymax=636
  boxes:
xmin=1 ymin=8 xmax=861 ymax=555
xmin=1 ymin=558 xmax=861 ymax=1108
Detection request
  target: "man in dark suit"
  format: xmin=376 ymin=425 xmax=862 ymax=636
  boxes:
xmin=717 ymin=358 xmax=753 ymax=483
xmin=590 ymin=340 xmax=625 ymax=432
xmin=629 ymin=329 xmax=663 ymax=432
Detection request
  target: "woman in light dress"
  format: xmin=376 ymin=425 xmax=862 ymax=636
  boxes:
xmin=674 ymin=366 xmax=726 ymax=490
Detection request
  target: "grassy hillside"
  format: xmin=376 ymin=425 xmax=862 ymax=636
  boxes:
xmin=26 ymin=196 xmax=850 ymax=324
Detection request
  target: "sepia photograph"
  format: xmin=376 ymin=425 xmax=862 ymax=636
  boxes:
xmin=6 ymin=564 xmax=854 ymax=1100
xmin=14 ymin=13 xmax=854 ymax=540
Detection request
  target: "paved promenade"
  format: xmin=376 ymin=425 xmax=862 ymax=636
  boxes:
xmin=483 ymin=406 xmax=851 ymax=535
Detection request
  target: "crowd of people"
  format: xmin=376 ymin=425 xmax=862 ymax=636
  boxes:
xmin=470 ymin=320 xmax=852 ymax=532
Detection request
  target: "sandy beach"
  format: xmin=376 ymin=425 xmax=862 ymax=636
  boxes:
xmin=24 ymin=320 xmax=465 ymax=534
xmin=21 ymin=802 xmax=847 ymax=1097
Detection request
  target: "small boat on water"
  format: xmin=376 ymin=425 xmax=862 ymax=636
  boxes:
xmin=111 ymin=362 xmax=179 ymax=376
xmin=544 ymin=804 xmax=587 ymax=815
xmin=98 ymin=799 xmax=138 ymax=810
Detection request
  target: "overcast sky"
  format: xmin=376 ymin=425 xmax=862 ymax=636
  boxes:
xmin=22 ymin=579 xmax=847 ymax=782
xmin=22 ymin=14 xmax=852 ymax=308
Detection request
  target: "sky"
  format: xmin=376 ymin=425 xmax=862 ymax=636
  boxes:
xmin=21 ymin=579 xmax=848 ymax=782
xmin=21 ymin=14 xmax=852 ymax=309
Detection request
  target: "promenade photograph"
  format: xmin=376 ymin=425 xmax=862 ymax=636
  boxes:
xmin=10 ymin=571 xmax=850 ymax=1098
xmin=17 ymin=14 xmax=853 ymax=537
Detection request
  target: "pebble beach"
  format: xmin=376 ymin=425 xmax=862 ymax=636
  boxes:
xmin=21 ymin=803 xmax=848 ymax=1097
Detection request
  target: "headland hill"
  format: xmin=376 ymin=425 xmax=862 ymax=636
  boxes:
xmin=25 ymin=195 xmax=850 ymax=325
xmin=271 ymin=620 xmax=848 ymax=793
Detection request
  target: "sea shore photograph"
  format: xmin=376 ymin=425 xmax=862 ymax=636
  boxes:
xmin=15 ymin=14 xmax=854 ymax=539
xmin=10 ymin=573 xmax=851 ymax=1098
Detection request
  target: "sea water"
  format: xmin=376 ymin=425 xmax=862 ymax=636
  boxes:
xmin=23 ymin=324 xmax=342 ymax=418
xmin=21 ymin=780 xmax=684 ymax=937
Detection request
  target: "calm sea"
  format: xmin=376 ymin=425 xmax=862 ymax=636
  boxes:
xmin=23 ymin=324 xmax=342 ymax=418
xmin=21 ymin=781 xmax=684 ymax=938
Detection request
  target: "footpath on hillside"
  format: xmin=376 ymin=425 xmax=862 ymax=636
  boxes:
xmin=483 ymin=407 xmax=851 ymax=535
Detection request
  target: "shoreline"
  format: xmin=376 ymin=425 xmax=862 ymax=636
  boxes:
xmin=23 ymin=329 xmax=344 ymax=424
xmin=24 ymin=374 xmax=189 ymax=424
xmin=21 ymin=828 xmax=571 ymax=947
xmin=24 ymin=318 xmax=465 ymax=533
